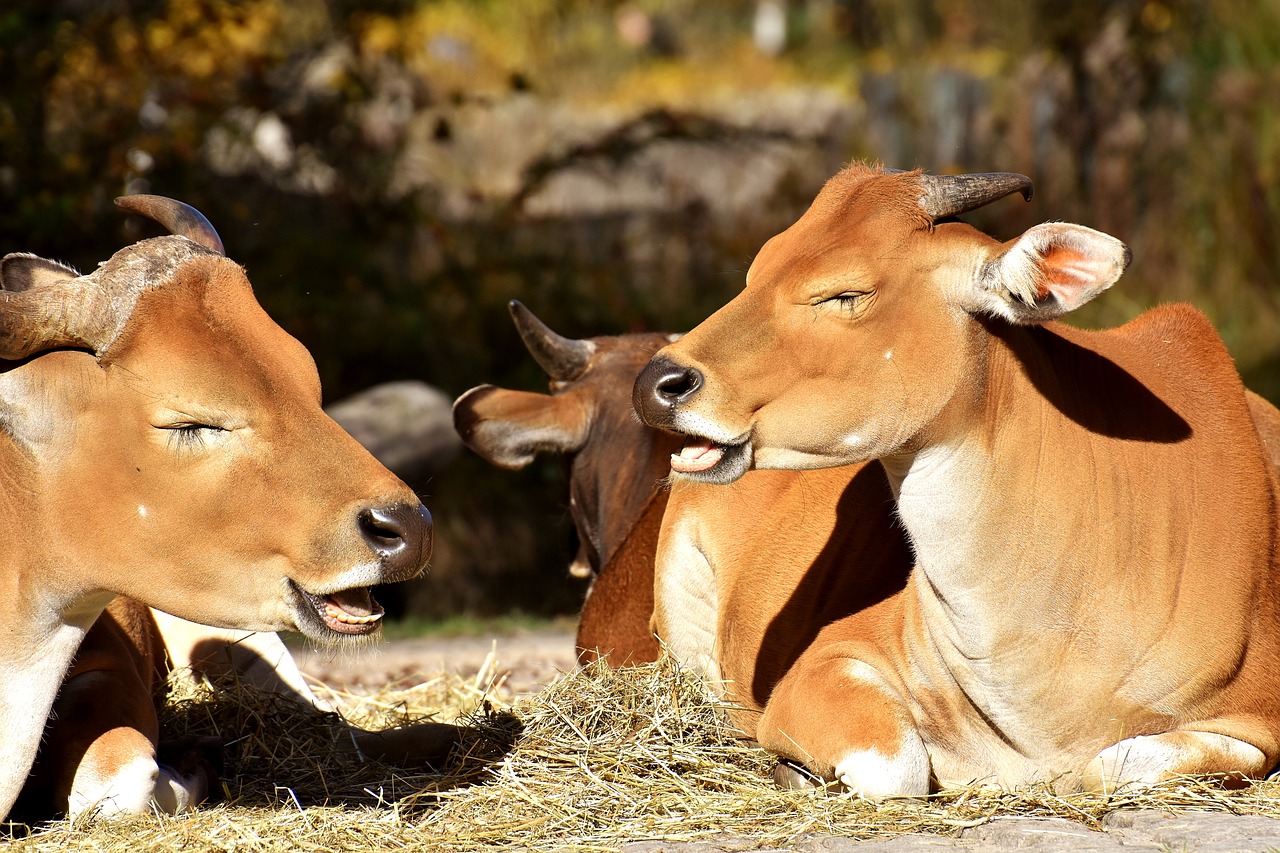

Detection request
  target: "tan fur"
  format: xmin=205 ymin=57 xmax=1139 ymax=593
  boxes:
xmin=0 ymin=224 xmax=433 ymax=820
xmin=638 ymin=164 xmax=1280 ymax=794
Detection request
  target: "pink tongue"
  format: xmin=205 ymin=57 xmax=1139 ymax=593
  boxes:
xmin=671 ymin=437 xmax=725 ymax=473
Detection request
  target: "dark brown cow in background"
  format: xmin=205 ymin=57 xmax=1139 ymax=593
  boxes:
xmin=453 ymin=302 xmax=679 ymax=665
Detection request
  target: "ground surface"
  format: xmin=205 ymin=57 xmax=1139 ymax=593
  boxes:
xmin=288 ymin=629 xmax=1280 ymax=853
xmin=291 ymin=624 xmax=580 ymax=698
xmin=622 ymin=813 xmax=1280 ymax=852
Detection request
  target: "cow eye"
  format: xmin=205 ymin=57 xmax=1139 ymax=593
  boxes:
xmin=820 ymin=291 xmax=868 ymax=312
xmin=161 ymin=422 xmax=227 ymax=451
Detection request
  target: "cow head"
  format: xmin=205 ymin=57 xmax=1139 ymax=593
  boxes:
xmin=453 ymin=301 xmax=680 ymax=576
xmin=0 ymin=196 xmax=431 ymax=644
xmin=633 ymin=165 xmax=1130 ymax=483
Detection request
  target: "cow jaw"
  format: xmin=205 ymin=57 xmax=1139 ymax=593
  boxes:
xmin=290 ymin=582 xmax=385 ymax=640
xmin=669 ymin=434 xmax=752 ymax=484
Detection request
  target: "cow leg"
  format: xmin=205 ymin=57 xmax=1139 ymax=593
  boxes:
xmin=19 ymin=600 xmax=217 ymax=821
xmin=51 ymin=677 xmax=217 ymax=818
xmin=150 ymin=611 xmax=331 ymax=710
xmin=756 ymin=654 xmax=929 ymax=801
xmin=1084 ymin=730 xmax=1270 ymax=792
xmin=0 ymin=617 xmax=93 ymax=822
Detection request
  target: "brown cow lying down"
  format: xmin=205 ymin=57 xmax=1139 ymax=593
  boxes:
xmin=451 ymin=307 xmax=923 ymax=796
xmin=634 ymin=164 xmax=1280 ymax=797
xmin=0 ymin=197 xmax=441 ymax=821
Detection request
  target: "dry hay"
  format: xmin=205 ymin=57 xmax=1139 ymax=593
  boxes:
xmin=9 ymin=654 xmax=1280 ymax=852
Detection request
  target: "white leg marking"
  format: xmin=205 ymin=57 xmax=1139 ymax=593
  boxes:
xmin=68 ymin=753 xmax=159 ymax=819
xmin=1087 ymin=731 xmax=1266 ymax=792
xmin=151 ymin=610 xmax=331 ymax=711
xmin=153 ymin=764 xmax=209 ymax=814
xmin=834 ymin=740 xmax=931 ymax=800
xmin=832 ymin=661 xmax=930 ymax=800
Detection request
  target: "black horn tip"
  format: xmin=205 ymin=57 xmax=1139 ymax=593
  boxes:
xmin=114 ymin=194 xmax=226 ymax=256
xmin=508 ymin=300 xmax=595 ymax=382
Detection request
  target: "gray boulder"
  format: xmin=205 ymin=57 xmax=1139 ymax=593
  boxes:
xmin=326 ymin=380 xmax=461 ymax=483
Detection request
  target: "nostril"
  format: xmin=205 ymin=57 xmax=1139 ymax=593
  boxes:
xmin=360 ymin=503 xmax=433 ymax=581
xmin=655 ymin=367 xmax=702 ymax=401
xmin=634 ymin=357 xmax=705 ymax=427
xmin=359 ymin=507 xmax=407 ymax=551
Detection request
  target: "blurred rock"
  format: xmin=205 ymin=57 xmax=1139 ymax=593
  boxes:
xmin=325 ymin=381 xmax=461 ymax=483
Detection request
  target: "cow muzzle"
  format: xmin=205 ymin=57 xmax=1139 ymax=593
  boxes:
xmin=359 ymin=502 xmax=433 ymax=584
xmin=633 ymin=355 xmax=704 ymax=429
xmin=633 ymin=356 xmax=754 ymax=484
xmin=289 ymin=501 xmax=432 ymax=641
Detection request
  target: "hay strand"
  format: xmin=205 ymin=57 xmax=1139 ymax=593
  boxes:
xmin=8 ymin=654 xmax=1280 ymax=852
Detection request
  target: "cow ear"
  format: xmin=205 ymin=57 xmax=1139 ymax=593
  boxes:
xmin=0 ymin=253 xmax=78 ymax=293
xmin=970 ymin=223 xmax=1130 ymax=325
xmin=452 ymin=385 xmax=590 ymax=470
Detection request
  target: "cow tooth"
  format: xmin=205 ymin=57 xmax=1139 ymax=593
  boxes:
xmin=324 ymin=604 xmax=383 ymax=624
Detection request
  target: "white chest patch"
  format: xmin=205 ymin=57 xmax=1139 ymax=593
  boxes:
xmin=653 ymin=514 xmax=720 ymax=682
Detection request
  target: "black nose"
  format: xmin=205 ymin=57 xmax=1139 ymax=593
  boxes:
xmin=633 ymin=355 xmax=704 ymax=428
xmin=359 ymin=502 xmax=433 ymax=582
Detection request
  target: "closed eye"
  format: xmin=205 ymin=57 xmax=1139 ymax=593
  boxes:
xmin=160 ymin=423 xmax=227 ymax=451
xmin=818 ymin=291 xmax=870 ymax=313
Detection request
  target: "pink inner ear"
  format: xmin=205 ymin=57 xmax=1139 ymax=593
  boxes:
xmin=1037 ymin=243 xmax=1117 ymax=309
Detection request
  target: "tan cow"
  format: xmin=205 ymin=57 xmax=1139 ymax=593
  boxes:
xmin=635 ymin=164 xmax=1280 ymax=796
xmin=453 ymin=301 xmax=681 ymax=664
xmin=453 ymin=306 xmax=918 ymax=777
xmin=0 ymin=196 xmax=433 ymax=820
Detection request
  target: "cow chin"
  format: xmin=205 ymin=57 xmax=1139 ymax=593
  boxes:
xmin=287 ymin=580 xmax=386 ymax=645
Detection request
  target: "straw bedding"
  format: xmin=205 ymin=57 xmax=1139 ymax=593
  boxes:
xmin=8 ymin=654 xmax=1280 ymax=852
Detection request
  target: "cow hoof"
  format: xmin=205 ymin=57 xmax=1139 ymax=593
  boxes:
xmin=155 ymin=735 xmax=224 ymax=813
xmin=772 ymin=760 xmax=824 ymax=790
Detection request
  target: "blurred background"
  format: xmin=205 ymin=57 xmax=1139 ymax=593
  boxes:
xmin=2 ymin=0 xmax=1277 ymax=622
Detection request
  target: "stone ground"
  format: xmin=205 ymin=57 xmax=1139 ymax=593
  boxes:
xmin=294 ymin=629 xmax=1280 ymax=853
xmin=622 ymin=813 xmax=1280 ymax=852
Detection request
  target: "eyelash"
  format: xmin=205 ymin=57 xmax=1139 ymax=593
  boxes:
xmin=164 ymin=424 xmax=225 ymax=450
xmin=822 ymin=292 xmax=865 ymax=311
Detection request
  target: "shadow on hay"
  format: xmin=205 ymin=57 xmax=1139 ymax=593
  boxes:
xmin=155 ymin=680 xmax=524 ymax=812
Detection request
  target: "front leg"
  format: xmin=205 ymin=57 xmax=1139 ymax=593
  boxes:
xmin=1085 ymin=729 xmax=1272 ymax=792
xmin=757 ymin=649 xmax=929 ymax=800
xmin=0 ymin=620 xmax=89 ymax=822
xmin=17 ymin=598 xmax=216 ymax=821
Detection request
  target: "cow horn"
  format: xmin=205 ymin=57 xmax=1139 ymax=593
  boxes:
xmin=114 ymin=194 xmax=226 ymax=255
xmin=916 ymin=172 xmax=1034 ymax=219
xmin=508 ymin=300 xmax=596 ymax=382
xmin=0 ymin=254 xmax=107 ymax=359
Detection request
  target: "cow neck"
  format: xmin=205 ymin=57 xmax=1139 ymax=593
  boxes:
xmin=879 ymin=318 xmax=1251 ymax=660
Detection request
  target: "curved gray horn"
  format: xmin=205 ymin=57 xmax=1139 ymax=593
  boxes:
xmin=508 ymin=300 xmax=596 ymax=382
xmin=917 ymin=172 xmax=1034 ymax=219
xmin=0 ymin=254 xmax=107 ymax=359
xmin=114 ymin=194 xmax=226 ymax=255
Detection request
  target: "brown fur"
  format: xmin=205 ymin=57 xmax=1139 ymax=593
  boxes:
xmin=454 ymin=328 xmax=679 ymax=665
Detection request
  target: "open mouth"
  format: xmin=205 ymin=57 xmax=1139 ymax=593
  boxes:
xmin=292 ymin=582 xmax=385 ymax=637
xmin=669 ymin=434 xmax=752 ymax=484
